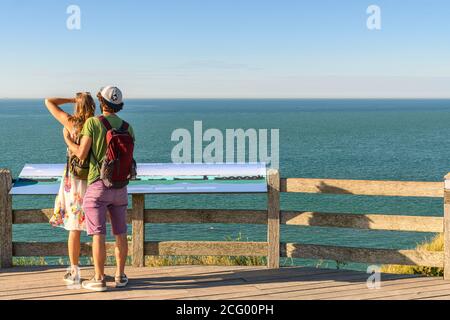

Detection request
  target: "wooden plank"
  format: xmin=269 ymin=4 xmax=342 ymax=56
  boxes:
xmin=3 ymin=265 xmax=450 ymax=301
xmin=267 ymin=169 xmax=280 ymax=269
xmin=417 ymin=294 xmax=450 ymax=300
xmin=238 ymin=267 xmax=363 ymax=284
xmin=173 ymin=283 xmax=261 ymax=300
xmin=144 ymin=241 xmax=267 ymax=256
xmin=144 ymin=209 xmax=267 ymax=225
xmin=132 ymin=194 xmax=145 ymax=267
xmin=369 ymin=283 xmax=450 ymax=300
xmin=226 ymin=277 xmax=424 ymax=301
xmin=0 ymin=169 xmax=12 ymax=268
xmin=202 ymin=273 xmax=377 ymax=300
xmin=189 ymin=271 xmax=373 ymax=300
xmin=13 ymin=209 xmax=132 ymax=224
xmin=245 ymin=274 xmax=433 ymax=300
xmin=289 ymin=278 xmax=444 ymax=300
xmin=281 ymin=211 xmax=443 ymax=232
xmin=12 ymin=242 xmax=128 ymax=257
xmin=281 ymin=243 xmax=444 ymax=267
xmin=281 ymin=178 xmax=443 ymax=198
xmin=14 ymin=208 xmax=442 ymax=233
xmin=444 ymin=174 xmax=450 ymax=280
xmin=13 ymin=208 xmax=442 ymax=233
xmin=13 ymin=209 xmax=53 ymax=224
xmin=323 ymin=278 xmax=448 ymax=300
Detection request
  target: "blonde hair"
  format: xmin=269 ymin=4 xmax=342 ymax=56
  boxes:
xmin=69 ymin=92 xmax=96 ymax=134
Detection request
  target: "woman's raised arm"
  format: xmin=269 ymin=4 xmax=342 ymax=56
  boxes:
xmin=44 ymin=97 xmax=76 ymax=129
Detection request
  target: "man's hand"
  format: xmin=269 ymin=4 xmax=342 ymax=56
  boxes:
xmin=64 ymin=131 xmax=93 ymax=161
xmin=63 ymin=127 xmax=73 ymax=146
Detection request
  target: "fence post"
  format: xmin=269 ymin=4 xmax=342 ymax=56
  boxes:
xmin=0 ymin=169 xmax=13 ymax=268
xmin=444 ymin=174 xmax=450 ymax=280
xmin=132 ymin=194 xmax=145 ymax=267
xmin=267 ymin=169 xmax=280 ymax=269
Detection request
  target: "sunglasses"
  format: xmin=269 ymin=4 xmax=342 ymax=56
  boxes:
xmin=76 ymin=92 xmax=91 ymax=97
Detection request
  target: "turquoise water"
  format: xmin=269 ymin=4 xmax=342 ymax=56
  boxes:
xmin=2 ymin=99 xmax=450 ymax=269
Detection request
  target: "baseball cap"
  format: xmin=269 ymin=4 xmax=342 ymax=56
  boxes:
xmin=99 ymin=86 xmax=124 ymax=111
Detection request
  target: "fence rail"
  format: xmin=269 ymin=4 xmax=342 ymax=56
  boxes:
xmin=281 ymin=178 xmax=444 ymax=197
xmin=1 ymin=168 xmax=450 ymax=279
xmin=12 ymin=209 xmax=444 ymax=232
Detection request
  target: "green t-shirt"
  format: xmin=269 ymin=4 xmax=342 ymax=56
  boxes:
xmin=81 ymin=114 xmax=135 ymax=185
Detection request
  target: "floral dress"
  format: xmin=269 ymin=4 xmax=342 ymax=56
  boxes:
xmin=50 ymin=130 xmax=87 ymax=231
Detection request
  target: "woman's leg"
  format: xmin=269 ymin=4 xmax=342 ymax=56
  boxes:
xmin=68 ymin=230 xmax=81 ymax=272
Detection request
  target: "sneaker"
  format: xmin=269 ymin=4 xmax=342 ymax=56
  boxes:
xmin=115 ymin=274 xmax=129 ymax=288
xmin=63 ymin=271 xmax=80 ymax=285
xmin=103 ymin=274 xmax=115 ymax=282
xmin=82 ymin=277 xmax=107 ymax=292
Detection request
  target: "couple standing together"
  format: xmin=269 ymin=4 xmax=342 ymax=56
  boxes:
xmin=45 ymin=86 xmax=135 ymax=292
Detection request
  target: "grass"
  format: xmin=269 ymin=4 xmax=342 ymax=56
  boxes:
xmin=381 ymin=234 xmax=444 ymax=277
xmin=12 ymin=232 xmax=266 ymax=267
xmin=13 ymin=255 xmax=266 ymax=268
xmin=144 ymin=232 xmax=266 ymax=267
xmin=13 ymin=257 xmax=48 ymax=266
xmin=145 ymin=255 xmax=266 ymax=267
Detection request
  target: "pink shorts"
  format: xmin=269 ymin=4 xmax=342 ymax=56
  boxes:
xmin=82 ymin=180 xmax=128 ymax=236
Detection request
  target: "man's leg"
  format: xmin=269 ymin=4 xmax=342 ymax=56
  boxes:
xmin=109 ymin=187 xmax=129 ymax=283
xmin=82 ymin=181 xmax=109 ymax=284
xmin=92 ymin=234 xmax=106 ymax=280
xmin=114 ymin=233 xmax=128 ymax=277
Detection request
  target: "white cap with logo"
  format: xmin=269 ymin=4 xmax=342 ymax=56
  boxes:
xmin=100 ymin=86 xmax=124 ymax=110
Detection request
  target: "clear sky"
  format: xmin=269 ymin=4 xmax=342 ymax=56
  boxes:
xmin=1 ymin=0 xmax=449 ymax=98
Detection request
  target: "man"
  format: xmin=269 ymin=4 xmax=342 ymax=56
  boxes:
xmin=64 ymin=86 xmax=135 ymax=292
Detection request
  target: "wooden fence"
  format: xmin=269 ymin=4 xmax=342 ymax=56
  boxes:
xmin=1 ymin=168 xmax=450 ymax=279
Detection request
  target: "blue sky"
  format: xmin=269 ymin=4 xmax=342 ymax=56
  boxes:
xmin=0 ymin=0 xmax=449 ymax=98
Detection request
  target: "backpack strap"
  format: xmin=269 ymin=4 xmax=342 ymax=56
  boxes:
xmin=120 ymin=120 xmax=129 ymax=131
xmin=65 ymin=150 xmax=70 ymax=179
xmin=98 ymin=115 xmax=113 ymax=131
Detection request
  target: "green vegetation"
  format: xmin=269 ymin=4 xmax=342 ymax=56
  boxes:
xmin=381 ymin=234 xmax=443 ymax=277
xmin=144 ymin=232 xmax=266 ymax=267
xmin=145 ymin=255 xmax=265 ymax=267
xmin=13 ymin=255 xmax=265 ymax=267
xmin=13 ymin=257 xmax=48 ymax=266
xmin=12 ymin=232 xmax=266 ymax=267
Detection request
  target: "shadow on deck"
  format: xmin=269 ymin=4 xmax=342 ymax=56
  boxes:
xmin=1 ymin=265 xmax=450 ymax=300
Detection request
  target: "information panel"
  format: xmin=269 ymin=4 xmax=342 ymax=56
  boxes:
xmin=11 ymin=163 xmax=268 ymax=195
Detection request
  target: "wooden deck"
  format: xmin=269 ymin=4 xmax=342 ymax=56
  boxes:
xmin=2 ymin=265 xmax=450 ymax=300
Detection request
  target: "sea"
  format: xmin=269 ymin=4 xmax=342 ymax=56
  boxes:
xmin=1 ymin=98 xmax=450 ymax=270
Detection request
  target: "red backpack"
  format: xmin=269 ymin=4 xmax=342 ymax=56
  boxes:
xmin=97 ymin=115 xmax=136 ymax=188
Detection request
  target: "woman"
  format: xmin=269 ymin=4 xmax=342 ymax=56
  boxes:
xmin=44 ymin=93 xmax=96 ymax=284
